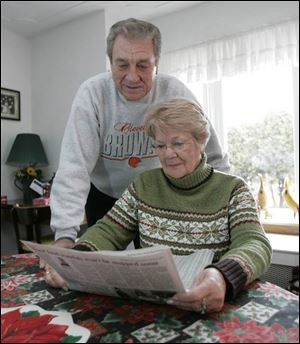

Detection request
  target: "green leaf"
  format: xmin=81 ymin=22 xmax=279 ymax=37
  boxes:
xmin=101 ymin=312 xmax=122 ymax=323
xmin=21 ymin=310 xmax=40 ymax=318
xmin=99 ymin=331 xmax=122 ymax=343
xmin=61 ymin=335 xmax=82 ymax=343
xmin=268 ymin=296 xmax=291 ymax=307
xmin=155 ymin=313 xmax=182 ymax=329
xmin=247 ymin=290 xmax=265 ymax=298
xmin=219 ymin=310 xmax=248 ymax=323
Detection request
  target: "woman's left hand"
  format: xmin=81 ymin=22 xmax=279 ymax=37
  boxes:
xmin=168 ymin=267 xmax=227 ymax=313
xmin=44 ymin=266 xmax=69 ymax=291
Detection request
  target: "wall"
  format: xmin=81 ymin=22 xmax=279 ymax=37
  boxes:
xmin=151 ymin=1 xmax=299 ymax=55
xmin=1 ymin=10 xmax=107 ymax=202
xmin=1 ymin=27 xmax=32 ymax=199
xmin=31 ymin=10 xmax=107 ymax=179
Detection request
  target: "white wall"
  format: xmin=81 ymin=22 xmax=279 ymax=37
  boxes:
xmin=1 ymin=10 xmax=106 ymax=200
xmin=31 ymin=10 xmax=107 ymax=179
xmin=1 ymin=27 xmax=32 ymax=199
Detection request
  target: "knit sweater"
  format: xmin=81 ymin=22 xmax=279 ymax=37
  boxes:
xmin=75 ymin=155 xmax=272 ymax=299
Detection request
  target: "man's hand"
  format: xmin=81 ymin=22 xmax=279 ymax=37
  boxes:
xmin=40 ymin=238 xmax=75 ymax=268
xmin=167 ymin=268 xmax=227 ymax=313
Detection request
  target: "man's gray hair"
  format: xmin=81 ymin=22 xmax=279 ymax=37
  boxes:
xmin=106 ymin=18 xmax=162 ymax=64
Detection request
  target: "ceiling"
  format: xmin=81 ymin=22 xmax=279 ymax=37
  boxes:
xmin=1 ymin=1 xmax=205 ymax=38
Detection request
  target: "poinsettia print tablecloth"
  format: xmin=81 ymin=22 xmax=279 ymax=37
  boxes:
xmin=1 ymin=254 xmax=299 ymax=343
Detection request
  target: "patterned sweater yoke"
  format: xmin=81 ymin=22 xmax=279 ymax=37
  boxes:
xmin=77 ymin=155 xmax=272 ymax=299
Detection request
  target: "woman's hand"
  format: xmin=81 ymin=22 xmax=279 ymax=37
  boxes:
xmin=43 ymin=239 xmax=74 ymax=290
xmin=44 ymin=266 xmax=69 ymax=291
xmin=40 ymin=239 xmax=75 ymax=269
xmin=168 ymin=267 xmax=227 ymax=313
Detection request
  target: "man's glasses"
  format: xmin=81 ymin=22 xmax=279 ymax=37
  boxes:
xmin=153 ymin=140 xmax=191 ymax=153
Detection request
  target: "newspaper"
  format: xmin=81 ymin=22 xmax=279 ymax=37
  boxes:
xmin=22 ymin=241 xmax=214 ymax=304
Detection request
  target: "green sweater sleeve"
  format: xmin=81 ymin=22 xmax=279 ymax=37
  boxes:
xmin=209 ymin=183 xmax=272 ymax=298
xmin=75 ymin=186 xmax=138 ymax=251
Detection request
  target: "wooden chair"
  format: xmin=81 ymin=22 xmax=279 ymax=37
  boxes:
xmin=11 ymin=205 xmax=54 ymax=253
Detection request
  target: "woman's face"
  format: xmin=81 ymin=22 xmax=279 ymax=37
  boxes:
xmin=154 ymin=128 xmax=202 ymax=178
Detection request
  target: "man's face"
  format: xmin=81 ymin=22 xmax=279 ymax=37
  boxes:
xmin=111 ymin=35 xmax=157 ymax=101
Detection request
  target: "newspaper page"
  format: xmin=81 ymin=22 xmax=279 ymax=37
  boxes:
xmin=22 ymin=241 xmax=214 ymax=304
xmin=173 ymin=249 xmax=215 ymax=289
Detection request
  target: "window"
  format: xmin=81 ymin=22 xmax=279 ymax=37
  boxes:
xmin=160 ymin=20 xmax=299 ymax=231
xmin=187 ymin=66 xmax=298 ymax=222
xmin=222 ymin=66 xmax=297 ymax=222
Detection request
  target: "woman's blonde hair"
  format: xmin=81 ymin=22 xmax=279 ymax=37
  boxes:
xmin=144 ymin=98 xmax=210 ymax=152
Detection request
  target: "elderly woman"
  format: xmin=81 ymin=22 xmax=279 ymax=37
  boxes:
xmin=46 ymin=98 xmax=272 ymax=313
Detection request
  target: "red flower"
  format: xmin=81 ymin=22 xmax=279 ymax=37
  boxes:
xmin=258 ymin=281 xmax=298 ymax=300
xmin=1 ymin=288 xmax=28 ymax=304
xmin=77 ymin=319 xmax=107 ymax=337
xmin=208 ymin=303 xmax=238 ymax=321
xmin=271 ymin=323 xmax=299 ymax=343
xmin=1 ymin=276 xmax=28 ymax=291
xmin=73 ymin=294 xmax=114 ymax=314
xmin=214 ymin=316 xmax=275 ymax=343
xmin=1 ymin=308 xmax=69 ymax=343
xmin=1 ymin=300 xmax=25 ymax=308
xmin=4 ymin=255 xmax=38 ymax=270
xmin=128 ymin=157 xmax=141 ymax=168
xmin=116 ymin=304 xmax=157 ymax=324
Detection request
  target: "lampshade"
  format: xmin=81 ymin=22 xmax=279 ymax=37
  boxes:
xmin=6 ymin=133 xmax=49 ymax=167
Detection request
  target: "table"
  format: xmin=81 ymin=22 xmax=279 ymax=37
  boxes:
xmin=1 ymin=198 xmax=50 ymax=223
xmin=1 ymin=254 xmax=299 ymax=343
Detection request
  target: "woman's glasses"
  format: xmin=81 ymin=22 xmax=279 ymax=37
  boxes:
xmin=153 ymin=140 xmax=191 ymax=153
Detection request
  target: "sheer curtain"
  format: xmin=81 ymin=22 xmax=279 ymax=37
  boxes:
xmin=159 ymin=20 xmax=299 ymax=84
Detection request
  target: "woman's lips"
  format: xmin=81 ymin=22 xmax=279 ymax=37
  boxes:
xmin=166 ymin=163 xmax=182 ymax=168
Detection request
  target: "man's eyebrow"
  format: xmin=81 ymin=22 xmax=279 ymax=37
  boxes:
xmin=115 ymin=58 xmax=128 ymax=63
xmin=137 ymin=59 xmax=152 ymax=64
xmin=115 ymin=58 xmax=152 ymax=64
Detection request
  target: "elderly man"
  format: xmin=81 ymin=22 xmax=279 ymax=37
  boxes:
xmin=50 ymin=18 xmax=230 ymax=249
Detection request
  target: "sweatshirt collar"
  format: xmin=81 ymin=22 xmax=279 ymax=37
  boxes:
xmin=165 ymin=153 xmax=213 ymax=190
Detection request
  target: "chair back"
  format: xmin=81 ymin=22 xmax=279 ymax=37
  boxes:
xmin=11 ymin=205 xmax=52 ymax=253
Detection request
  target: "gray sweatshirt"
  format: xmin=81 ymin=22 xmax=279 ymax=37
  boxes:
xmin=51 ymin=72 xmax=229 ymax=240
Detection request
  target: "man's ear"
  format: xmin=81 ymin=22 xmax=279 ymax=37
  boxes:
xmin=155 ymin=64 xmax=159 ymax=75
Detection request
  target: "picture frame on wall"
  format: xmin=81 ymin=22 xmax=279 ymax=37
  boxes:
xmin=1 ymin=87 xmax=21 ymax=121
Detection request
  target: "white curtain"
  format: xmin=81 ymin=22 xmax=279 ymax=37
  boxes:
xmin=160 ymin=19 xmax=299 ymax=192
xmin=159 ymin=20 xmax=299 ymax=82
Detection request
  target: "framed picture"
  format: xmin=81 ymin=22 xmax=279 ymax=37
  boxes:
xmin=1 ymin=87 xmax=21 ymax=121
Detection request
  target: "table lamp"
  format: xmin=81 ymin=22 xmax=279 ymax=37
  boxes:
xmin=6 ymin=133 xmax=49 ymax=202
xmin=6 ymin=133 xmax=48 ymax=167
